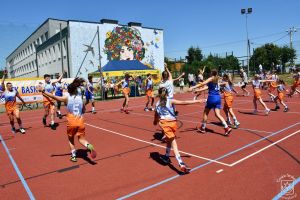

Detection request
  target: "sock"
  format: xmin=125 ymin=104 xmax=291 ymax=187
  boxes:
xmin=201 ymin=121 xmax=206 ymax=129
xmin=232 ymin=116 xmax=237 ymax=123
xmin=222 ymin=121 xmax=228 ymax=128
xmin=51 ymin=121 xmax=54 ymax=125
xmin=92 ymin=107 xmax=95 ymax=111
xmin=165 ymin=147 xmax=171 ymax=157
xmin=175 ymin=155 xmax=183 ymax=165
xmin=71 ymin=149 xmax=76 ymax=157
xmin=57 ymin=110 xmax=61 ymax=114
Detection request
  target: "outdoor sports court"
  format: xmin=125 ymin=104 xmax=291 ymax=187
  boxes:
xmin=0 ymin=90 xmax=299 ymax=200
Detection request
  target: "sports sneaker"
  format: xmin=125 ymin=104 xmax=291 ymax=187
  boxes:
xmin=19 ymin=128 xmax=26 ymax=134
xmin=56 ymin=111 xmax=60 ymax=117
xmin=70 ymin=156 xmax=77 ymax=162
xmin=144 ymin=108 xmax=149 ymax=112
xmin=58 ymin=114 xmax=63 ymax=119
xmin=92 ymin=110 xmax=97 ymax=114
xmin=50 ymin=123 xmax=56 ymax=130
xmin=160 ymin=155 xmax=171 ymax=164
xmin=179 ymin=162 xmax=191 ymax=174
xmin=11 ymin=127 xmax=16 ymax=134
xmin=274 ymin=105 xmax=280 ymax=110
xmin=120 ymin=108 xmax=124 ymax=112
xmin=124 ymin=109 xmax=130 ymax=114
xmin=149 ymin=107 xmax=154 ymax=111
xmin=197 ymin=126 xmax=206 ymax=133
xmin=42 ymin=118 xmax=46 ymax=126
xmin=283 ymin=107 xmax=289 ymax=112
xmin=226 ymin=120 xmax=232 ymax=126
xmin=224 ymin=127 xmax=232 ymax=136
xmin=265 ymin=109 xmax=271 ymax=115
xmin=87 ymin=144 xmax=97 ymax=159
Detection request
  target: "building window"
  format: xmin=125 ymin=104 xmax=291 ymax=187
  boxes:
xmin=45 ymin=32 xmax=48 ymax=40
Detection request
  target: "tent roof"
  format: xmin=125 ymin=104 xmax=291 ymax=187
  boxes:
xmin=102 ymin=60 xmax=153 ymax=71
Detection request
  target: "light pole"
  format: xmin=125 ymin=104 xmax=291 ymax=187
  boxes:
xmin=241 ymin=8 xmax=252 ymax=76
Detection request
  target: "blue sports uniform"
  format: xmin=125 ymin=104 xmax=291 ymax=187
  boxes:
xmin=55 ymin=82 xmax=63 ymax=97
xmin=206 ymin=81 xmax=221 ymax=109
xmin=85 ymin=81 xmax=94 ymax=100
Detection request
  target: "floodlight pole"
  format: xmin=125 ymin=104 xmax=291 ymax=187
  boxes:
xmin=241 ymin=8 xmax=252 ymax=77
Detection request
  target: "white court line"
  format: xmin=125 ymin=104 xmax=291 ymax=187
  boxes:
xmin=85 ymin=123 xmax=231 ymax=166
xmin=216 ymin=169 xmax=223 ymax=173
xmin=229 ymin=130 xmax=300 ymax=167
xmin=130 ymin=111 xmax=273 ymax=134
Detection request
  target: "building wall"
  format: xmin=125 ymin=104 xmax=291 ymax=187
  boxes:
xmin=6 ymin=19 xmax=67 ymax=78
xmin=68 ymin=21 xmax=164 ymax=78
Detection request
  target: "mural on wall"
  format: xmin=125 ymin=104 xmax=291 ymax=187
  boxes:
xmin=104 ymin=26 xmax=145 ymax=61
xmin=69 ymin=21 xmax=164 ymax=78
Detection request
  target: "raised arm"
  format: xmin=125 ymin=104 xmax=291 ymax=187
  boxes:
xmin=202 ymin=66 xmax=206 ymax=74
xmin=188 ymin=77 xmax=213 ymax=91
xmin=164 ymin=64 xmax=173 ymax=81
xmin=1 ymin=71 xmax=7 ymax=91
xmin=42 ymin=91 xmax=68 ymax=103
xmin=115 ymin=79 xmax=124 ymax=86
xmin=173 ymin=72 xmax=185 ymax=81
xmin=52 ymin=74 xmax=63 ymax=85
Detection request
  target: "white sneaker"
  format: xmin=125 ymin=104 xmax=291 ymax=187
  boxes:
xmin=265 ymin=109 xmax=271 ymax=115
xmin=19 ymin=128 xmax=26 ymax=134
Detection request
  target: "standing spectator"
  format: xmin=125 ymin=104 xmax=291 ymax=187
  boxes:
xmin=188 ymin=73 xmax=194 ymax=87
xmin=239 ymin=68 xmax=250 ymax=96
xmin=259 ymin=64 xmax=263 ymax=74
xmin=179 ymin=77 xmax=184 ymax=93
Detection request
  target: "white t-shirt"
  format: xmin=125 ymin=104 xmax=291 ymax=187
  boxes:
xmin=159 ymin=80 xmax=174 ymax=98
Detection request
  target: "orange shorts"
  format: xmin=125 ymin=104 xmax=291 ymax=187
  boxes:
xmin=5 ymin=104 xmax=19 ymax=116
xmin=268 ymin=82 xmax=277 ymax=92
xmin=278 ymin=92 xmax=284 ymax=101
xmin=159 ymin=120 xmax=177 ymax=140
xmin=43 ymin=97 xmax=55 ymax=111
xmin=254 ymin=88 xmax=262 ymax=99
xmin=292 ymin=80 xmax=300 ymax=88
xmin=224 ymin=93 xmax=234 ymax=108
xmin=66 ymin=114 xmax=85 ymax=137
xmin=122 ymin=87 xmax=130 ymax=95
xmin=146 ymin=89 xmax=154 ymax=98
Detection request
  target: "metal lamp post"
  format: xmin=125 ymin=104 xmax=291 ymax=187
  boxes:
xmin=241 ymin=8 xmax=252 ymax=76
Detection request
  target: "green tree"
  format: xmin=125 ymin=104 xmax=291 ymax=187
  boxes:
xmin=186 ymin=46 xmax=203 ymax=64
xmin=280 ymin=46 xmax=296 ymax=72
xmin=250 ymin=43 xmax=281 ymax=71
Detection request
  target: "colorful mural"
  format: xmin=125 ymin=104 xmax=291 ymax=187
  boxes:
xmin=69 ymin=21 xmax=164 ymax=78
xmin=104 ymin=27 xmax=145 ymax=61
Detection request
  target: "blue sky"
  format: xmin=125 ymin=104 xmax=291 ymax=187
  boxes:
xmin=0 ymin=0 xmax=299 ymax=69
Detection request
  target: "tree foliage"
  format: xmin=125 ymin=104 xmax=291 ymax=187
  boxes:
xmin=250 ymin=43 xmax=296 ymax=72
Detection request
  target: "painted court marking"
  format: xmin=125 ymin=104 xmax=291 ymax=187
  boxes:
xmin=229 ymin=129 xmax=300 ymax=166
xmin=0 ymin=134 xmax=35 ymax=200
xmin=85 ymin=123 xmax=231 ymax=166
xmin=272 ymin=177 xmax=300 ymax=200
xmin=216 ymin=169 xmax=223 ymax=173
xmin=116 ymin=122 xmax=300 ymax=199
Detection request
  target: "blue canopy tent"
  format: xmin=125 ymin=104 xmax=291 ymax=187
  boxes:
xmin=100 ymin=60 xmax=159 ymax=97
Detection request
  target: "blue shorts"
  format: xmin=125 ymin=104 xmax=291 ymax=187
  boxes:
xmin=206 ymin=95 xmax=221 ymax=109
xmin=85 ymin=92 xmax=94 ymax=101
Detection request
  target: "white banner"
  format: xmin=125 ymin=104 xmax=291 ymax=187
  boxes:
xmin=0 ymin=78 xmax=74 ymax=105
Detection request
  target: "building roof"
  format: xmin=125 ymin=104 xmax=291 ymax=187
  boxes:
xmin=6 ymin=18 xmax=67 ymax=60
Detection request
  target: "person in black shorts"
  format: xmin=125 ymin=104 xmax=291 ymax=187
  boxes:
xmin=240 ymin=68 xmax=250 ymax=96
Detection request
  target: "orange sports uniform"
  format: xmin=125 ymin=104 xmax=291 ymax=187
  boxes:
xmin=66 ymin=94 xmax=85 ymax=137
xmin=252 ymin=80 xmax=262 ymax=98
xmin=155 ymin=99 xmax=177 ymax=140
xmin=222 ymin=83 xmax=235 ymax=108
xmin=43 ymin=82 xmax=55 ymax=111
xmin=3 ymin=89 xmax=19 ymax=115
xmin=122 ymin=79 xmax=130 ymax=95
